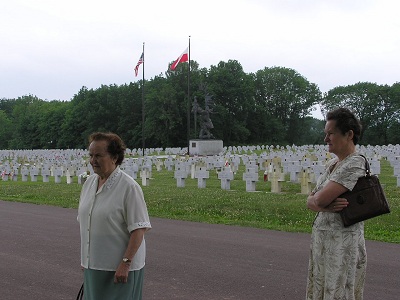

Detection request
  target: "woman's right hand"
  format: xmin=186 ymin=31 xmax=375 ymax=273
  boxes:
xmin=326 ymin=198 xmax=349 ymax=212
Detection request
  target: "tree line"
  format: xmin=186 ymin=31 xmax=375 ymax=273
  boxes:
xmin=0 ymin=60 xmax=399 ymax=150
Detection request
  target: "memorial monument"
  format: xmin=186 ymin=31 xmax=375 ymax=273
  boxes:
xmin=189 ymin=93 xmax=223 ymax=156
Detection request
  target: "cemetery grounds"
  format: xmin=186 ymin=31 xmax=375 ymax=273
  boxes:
xmin=0 ymin=149 xmax=398 ymax=244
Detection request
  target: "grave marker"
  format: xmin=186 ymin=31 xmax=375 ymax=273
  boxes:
xmin=218 ymin=166 xmax=234 ymax=190
xmin=174 ymin=165 xmax=188 ymax=188
xmin=242 ymin=167 xmax=258 ymax=192
xmin=195 ymin=166 xmax=209 ymax=188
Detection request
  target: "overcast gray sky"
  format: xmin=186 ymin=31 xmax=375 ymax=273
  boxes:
xmin=1 ymin=0 xmax=399 ymax=119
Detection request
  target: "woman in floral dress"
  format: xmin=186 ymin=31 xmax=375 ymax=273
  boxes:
xmin=306 ymin=108 xmax=367 ymax=300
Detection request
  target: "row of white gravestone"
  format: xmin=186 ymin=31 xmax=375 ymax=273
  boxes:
xmin=153 ymin=143 xmax=399 ymax=192
xmin=0 ymin=163 xmax=93 ymax=184
xmin=1 ymin=143 xmax=399 ymax=160
xmin=1 ymin=144 xmax=400 ymax=189
xmin=0 ymin=145 xmax=326 ymax=166
xmin=170 ymin=161 xmax=314 ymax=194
xmin=0 ymin=154 xmax=375 ymax=187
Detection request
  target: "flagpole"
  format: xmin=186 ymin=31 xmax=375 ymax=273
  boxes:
xmin=187 ymin=36 xmax=191 ymax=155
xmin=141 ymin=42 xmax=145 ymax=156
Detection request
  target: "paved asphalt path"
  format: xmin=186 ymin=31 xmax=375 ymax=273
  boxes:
xmin=0 ymin=200 xmax=399 ymax=300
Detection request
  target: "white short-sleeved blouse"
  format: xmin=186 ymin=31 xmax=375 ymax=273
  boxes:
xmin=78 ymin=167 xmax=151 ymax=271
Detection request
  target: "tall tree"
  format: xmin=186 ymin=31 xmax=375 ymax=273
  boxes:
xmin=9 ymin=95 xmax=43 ymax=149
xmin=115 ymin=82 xmax=142 ymax=149
xmin=254 ymin=67 xmax=321 ymax=144
xmin=321 ymin=82 xmax=384 ymax=143
xmin=205 ymin=60 xmax=254 ymax=145
xmin=144 ymin=75 xmax=186 ymax=147
xmin=0 ymin=110 xmax=12 ymax=149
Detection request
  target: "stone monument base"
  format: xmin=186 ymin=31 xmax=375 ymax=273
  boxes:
xmin=189 ymin=139 xmax=223 ymax=156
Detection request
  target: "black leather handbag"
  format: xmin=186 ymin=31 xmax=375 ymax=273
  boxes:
xmin=339 ymin=155 xmax=390 ymax=227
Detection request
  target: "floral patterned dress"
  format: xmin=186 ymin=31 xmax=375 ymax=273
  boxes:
xmin=306 ymin=153 xmax=367 ymax=300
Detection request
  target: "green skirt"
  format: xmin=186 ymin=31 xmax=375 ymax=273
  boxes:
xmin=83 ymin=268 xmax=144 ymax=300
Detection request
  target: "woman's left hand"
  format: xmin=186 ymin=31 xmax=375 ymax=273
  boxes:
xmin=114 ymin=262 xmax=130 ymax=284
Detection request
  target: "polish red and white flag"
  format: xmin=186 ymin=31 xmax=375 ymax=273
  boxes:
xmin=170 ymin=47 xmax=189 ymax=71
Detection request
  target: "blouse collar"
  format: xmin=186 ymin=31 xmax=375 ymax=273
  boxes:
xmin=102 ymin=166 xmax=121 ymax=190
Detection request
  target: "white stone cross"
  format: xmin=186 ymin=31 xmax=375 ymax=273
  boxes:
xmin=54 ymin=168 xmax=63 ymax=183
xmin=195 ymin=166 xmax=209 ymax=189
xmin=66 ymin=169 xmax=73 ymax=184
xmin=41 ymin=167 xmax=50 ymax=183
xmin=174 ymin=164 xmax=188 ymax=188
xmin=140 ymin=168 xmax=151 ymax=186
xmin=21 ymin=166 xmax=29 ymax=182
xmin=164 ymin=158 xmax=174 ymax=171
xmin=270 ymin=168 xmax=285 ymax=193
xmin=12 ymin=166 xmax=19 ymax=181
xmin=155 ymin=159 xmax=163 ymax=172
xmin=30 ymin=166 xmax=39 ymax=182
xmin=242 ymin=167 xmax=258 ymax=192
xmin=218 ymin=166 xmax=234 ymax=190
xmin=300 ymin=168 xmax=313 ymax=195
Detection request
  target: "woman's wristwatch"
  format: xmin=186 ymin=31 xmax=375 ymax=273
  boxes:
xmin=122 ymin=258 xmax=131 ymax=264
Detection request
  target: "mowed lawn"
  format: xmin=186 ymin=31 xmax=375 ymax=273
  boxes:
xmin=0 ymin=159 xmax=398 ymax=243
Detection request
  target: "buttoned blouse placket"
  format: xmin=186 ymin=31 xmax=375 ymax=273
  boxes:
xmin=86 ymin=177 xmax=101 ymax=266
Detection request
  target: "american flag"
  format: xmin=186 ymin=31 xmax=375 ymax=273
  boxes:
xmin=134 ymin=52 xmax=144 ymax=77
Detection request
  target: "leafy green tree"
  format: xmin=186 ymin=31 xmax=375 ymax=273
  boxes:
xmin=144 ymin=75 xmax=186 ymax=147
xmin=163 ymin=60 xmax=203 ymax=147
xmin=0 ymin=63 xmax=399 ymax=149
xmin=0 ymin=110 xmax=12 ymax=149
xmin=37 ymin=101 xmax=69 ymax=149
xmin=254 ymin=67 xmax=321 ymax=144
xmin=321 ymin=82 xmax=378 ymax=142
xmin=59 ymin=87 xmax=93 ymax=148
xmin=361 ymin=83 xmax=400 ymax=145
xmin=9 ymin=95 xmax=44 ymax=149
xmin=205 ymin=60 xmax=254 ymax=145
xmin=0 ymin=98 xmax=18 ymax=115
xmin=321 ymin=82 xmax=400 ymax=144
xmin=301 ymin=117 xmax=326 ymax=145
xmin=115 ymin=82 xmax=143 ymax=149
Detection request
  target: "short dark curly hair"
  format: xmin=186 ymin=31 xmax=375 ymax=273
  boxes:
xmin=326 ymin=108 xmax=362 ymax=145
xmin=88 ymin=132 xmax=126 ymax=165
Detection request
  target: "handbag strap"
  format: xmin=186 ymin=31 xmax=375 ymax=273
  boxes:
xmin=76 ymin=283 xmax=84 ymax=300
xmin=359 ymin=154 xmax=371 ymax=177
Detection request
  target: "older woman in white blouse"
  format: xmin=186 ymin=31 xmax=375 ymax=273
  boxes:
xmin=78 ymin=132 xmax=151 ymax=300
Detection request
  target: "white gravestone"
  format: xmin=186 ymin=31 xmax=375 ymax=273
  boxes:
xmin=218 ymin=166 xmax=234 ymax=190
xmin=300 ymin=169 xmax=312 ymax=194
xmin=195 ymin=166 xmax=209 ymax=189
xmin=12 ymin=167 xmax=19 ymax=181
xmin=242 ymin=168 xmax=258 ymax=192
xmin=174 ymin=165 xmax=188 ymax=188
xmin=66 ymin=169 xmax=73 ymax=184
xmin=1 ymin=169 xmax=10 ymax=181
xmin=41 ymin=168 xmax=50 ymax=183
xmin=270 ymin=169 xmax=285 ymax=193
xmin=164 ymin=158 xmax=174 ymax=171
xmin=21 ymin=167 xmax=29 ymax=182
xmin=140 ymin=169 xmax=150 ymax=186
xmin=155 ymin=160 xmax=163 ymax=172
xmin=30 ymin=167 xmax=39 ymax=182
xmin=54 ymin=169 xmax=63 ymax=183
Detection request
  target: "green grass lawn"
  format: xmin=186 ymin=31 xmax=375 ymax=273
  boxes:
xmin=0 ymin=159 xmax=398 ymax=243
